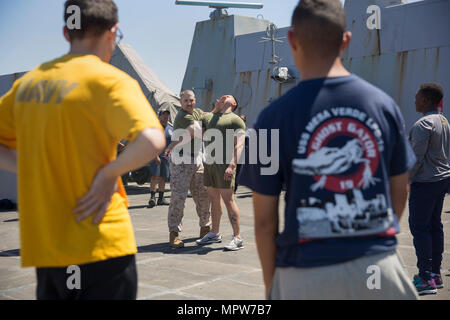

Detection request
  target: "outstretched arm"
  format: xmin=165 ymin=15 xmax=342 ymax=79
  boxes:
xmin=164 ymin=122 xmax=202 ymax=156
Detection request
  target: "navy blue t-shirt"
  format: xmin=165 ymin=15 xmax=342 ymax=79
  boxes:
xmin=239 ymin=75 xmax=416 ymax=268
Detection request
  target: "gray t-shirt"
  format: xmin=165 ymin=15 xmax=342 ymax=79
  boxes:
xmin=409 ymin=111 xmax=450 ymax=182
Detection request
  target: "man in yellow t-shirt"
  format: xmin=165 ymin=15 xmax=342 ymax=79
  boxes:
xmin=0 ymin=0 xmax=165 ymax=300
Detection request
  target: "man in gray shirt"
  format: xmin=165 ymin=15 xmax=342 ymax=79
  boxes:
xmin=408 ymin=82 xmax=450 ymax=295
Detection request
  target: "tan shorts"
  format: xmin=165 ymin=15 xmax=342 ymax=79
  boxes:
xmin=203 ymin=163 xmax=235 ymax=189
xmin=268 ymin=250 xmax=418 ymax=300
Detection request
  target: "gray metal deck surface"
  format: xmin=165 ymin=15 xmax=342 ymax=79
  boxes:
xmin=1 ymin=184 xmax=449 ymax=300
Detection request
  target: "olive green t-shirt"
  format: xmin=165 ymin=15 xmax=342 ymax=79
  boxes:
xmin=173 ymin=108 xmax=204 ymax=158
xmin=202 ymin=112 xmax=246 ymax=164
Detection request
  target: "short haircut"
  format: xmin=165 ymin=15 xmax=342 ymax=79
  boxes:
xmin=64 ymin=0 xmax=118 ymax=41
xmin=418 ymin=83 xmax=444 ymax=108
xmin=180 ymin=90 xmax=195 ymax=99
xmin=159 ymin=109 xmax=170 ymax=116
xmin=291 ymin=0 xmax=346 ymax=59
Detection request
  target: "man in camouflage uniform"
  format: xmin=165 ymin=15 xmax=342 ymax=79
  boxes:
xmin=165 ymin=90 xmax=211 ymax=248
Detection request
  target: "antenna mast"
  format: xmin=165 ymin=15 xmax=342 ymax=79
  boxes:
xmin=259 ymin=23 xmax=285 ymax=65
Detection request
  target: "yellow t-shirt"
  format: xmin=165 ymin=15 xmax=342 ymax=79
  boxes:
xmin=0 ymin=54 xmax=163 ymax=267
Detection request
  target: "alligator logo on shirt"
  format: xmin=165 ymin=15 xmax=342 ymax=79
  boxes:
xmin=293 ymin=108 xmax=393 ymax=238
xmin=293 ymin=118 xmax=380 ymax=193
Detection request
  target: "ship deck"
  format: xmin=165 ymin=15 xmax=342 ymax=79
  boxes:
xmin=1 ymin=183 xmax=449 ymax=300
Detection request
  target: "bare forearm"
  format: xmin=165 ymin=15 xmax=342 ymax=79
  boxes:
xmin=255 ymin=221 xmax=277 ymax=294
xmin=232 ymin=146 xmax=243 ymax=167
xmin=391 ymin=190 xmax=408 ymax=221
xmin=253 ymin=193 xmax=279 ymax=297
xmin=166 ymin=140 xmax=180 ymax=153
xmin=169 ymin=129 xmax=193 ymax=151
xmin=0 ymin=144 xmax=17 ymax=173
xmin=105 ymin=128 xmax=165 ymax=178
xmin=389 ymin=172 xmax=409 ymax=221
xmin=229 ymin=135 xmax=245 ymax=167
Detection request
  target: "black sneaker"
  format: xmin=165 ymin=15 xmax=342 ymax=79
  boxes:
xmin=148 ymin=197 xmax=156 ymax=208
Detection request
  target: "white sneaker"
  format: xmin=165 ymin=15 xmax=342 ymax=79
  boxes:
xmin=224 ymin=236 xmax=244 ymax=251
xmin=196 ymin=232 xmax=222 ymax=245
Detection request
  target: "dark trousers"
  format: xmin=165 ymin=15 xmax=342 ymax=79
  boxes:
xmin=36 ymin=254 xmax=137 ymax=300
xmin=408 ymin=178 xmax=450 ymax=280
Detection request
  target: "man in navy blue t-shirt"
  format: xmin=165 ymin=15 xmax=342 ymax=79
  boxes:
xmin=239 ymin=0 xmax=418 ymax=300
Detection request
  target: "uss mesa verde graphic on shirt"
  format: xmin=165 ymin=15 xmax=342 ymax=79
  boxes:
xmin=292 ymin=107 xmax=394 ymax=239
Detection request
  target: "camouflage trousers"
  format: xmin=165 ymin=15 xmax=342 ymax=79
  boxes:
xmin=168 ymin=160 xmax=211 ymax=233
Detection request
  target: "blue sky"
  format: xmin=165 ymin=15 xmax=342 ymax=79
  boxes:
xmin=0 ymin=0 xmax=419 ymax=93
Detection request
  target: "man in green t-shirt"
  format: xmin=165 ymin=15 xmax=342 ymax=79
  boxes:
xmin=196 ymin=95 xmax=246 ymax=251
xmin=165 ymin=90 xmax=211 ymax=248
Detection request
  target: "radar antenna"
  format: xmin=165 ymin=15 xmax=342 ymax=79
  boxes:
xmin=175 ymin=1 xmax=263 ymax=19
